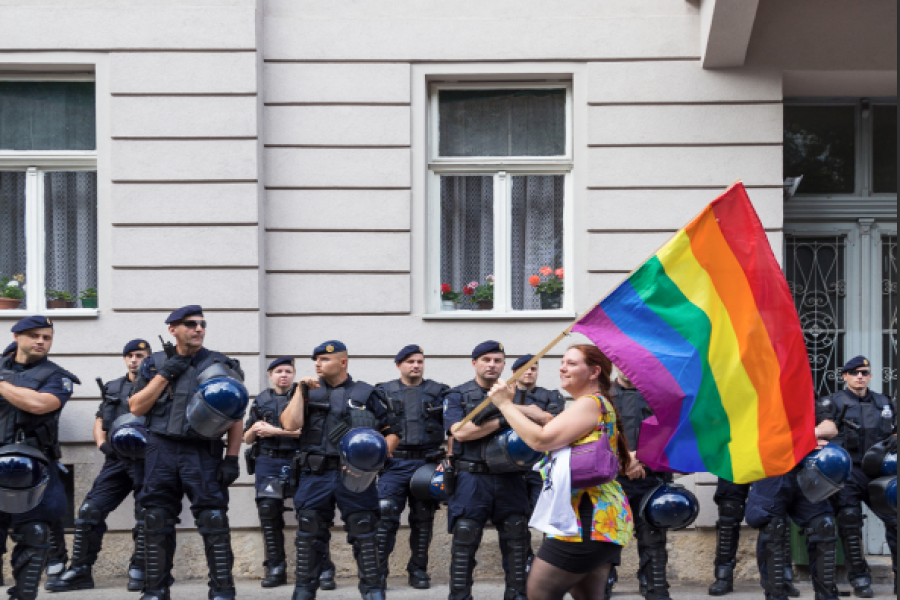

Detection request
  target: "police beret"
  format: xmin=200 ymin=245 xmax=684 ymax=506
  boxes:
xmin=10 ymin=315 xmax=53 ymax=333
xmin=268 ymin=357 xmax=295 ymax=371
xmin=312 ymin=340 xmax=347 ymax=360
xmin=512 ymin=354 xmax=535 ymax=372
xmin=2 ymin=342 xmax=17 ymax=357
xmin=472 ymin=340 xmax=504 ymax=360
xmin=122 ymin=339 xmax=151 ymax=356
xmin=842 ymin=355 xmax=871 ymax=373
xmin=165 ymin=305 xmax=203 ymax=324
xmin=395 ymin=345 xmax=424 ymax=364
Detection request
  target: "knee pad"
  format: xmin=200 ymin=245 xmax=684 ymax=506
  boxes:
xmin=637 ymin=523 xmax=667 ymax=547
xmin=296 ymin=510 xmax=326 ymax=535
xmin=806 ymin=514 xmax=838 ymax=544
xmin=379 ymin=499 xmax=402 ymax=522
xmin=257 ymin=499 xmax=283 ymax=521
xmin=452 ymin=519 xmax=482 ymax=546
xmin=144 ymin=507 xmax=177 ymax=534
xmin=134 ymin=504 xmax=145 ymax=523
xmin=500 ymin=515 xmax=529 ymax=539
xmin=197 ymin=509 xmax=229 ymax=535
xmin=760 ymin=516 xmax=789 ymax=543
xmin=345 ymin=511 xmax=378 ymax=537
xmin=12 ymin=522 xmax=49 ymax=547
xmin=837 ymin=506 xmax=865 ymax=529
xmin=718 ymin=500 xmax=746 ymax=523
xmin=77 ymin=500 xmax=105 ymax=526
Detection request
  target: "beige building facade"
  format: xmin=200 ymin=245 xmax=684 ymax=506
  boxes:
xmin=0 ymin=0 xmax=896 ymax=583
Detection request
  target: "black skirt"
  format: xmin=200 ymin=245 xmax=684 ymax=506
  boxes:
xmin=536 ymin=495 xmax=624 ymax=574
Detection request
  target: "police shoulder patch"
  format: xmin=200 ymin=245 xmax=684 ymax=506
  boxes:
xmin=62 ymin=378 xmax=73 ymax=393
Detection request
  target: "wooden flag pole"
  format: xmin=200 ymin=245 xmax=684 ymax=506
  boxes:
xmin=450 ymin=180 xmax=743 ymax=434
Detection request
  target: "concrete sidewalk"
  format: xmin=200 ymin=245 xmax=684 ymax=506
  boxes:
xmin=55 ymin=579 xmax=897 ymax=599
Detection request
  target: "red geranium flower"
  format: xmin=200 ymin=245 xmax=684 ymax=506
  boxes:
xmin=463 ymin=286 xmax=475 ymax=296
xmin=441 ymin=283 xmax=451 ymax=294
xmin=555 ymin=268 xmax=564 ymax=279
xmin=529 ymin=275 xmax=541 ymax=287
xmin=540 ymin=266 xmax=552 ymax=276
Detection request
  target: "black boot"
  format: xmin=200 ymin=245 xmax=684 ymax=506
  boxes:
xmin=259 ymin=499 xmax=288 ymax=588
xmin=606 ymin=566 xmax=617 ymax=596
xmin=709 ymin=499 xmax=743 ymax=597
xmin=197 ymin=510 xmax=236 ymax=599
xmin=784 ymin=527 xmax=800 ymax=597
xmin=140 ymin=508 xmax=176 ymax=600
xmin=9 ymin=522 xmax=50 ymax=600
xmin=837 ymin=507 xmax=873 ymax=598
xmin=759 ymin=517 xmax=789 ymax=600
xmin=807 ymin=515 xmax=839 ymax=600
xmin=46 ymin=501 xmax=106 ymax=592
xmin=376 ymin=499 xmax=401 ymax=583
xmin=319 ymin=548 xmax=337 ymax=591
xmin=293 ymin=510 xmax=328 ymax=600
xmin=499 ymin=515 xmax=530 ymax=600
xmin=638 ymin=524 xmax=670 ymax=600
xmin=449 ymin=519 xmax=482 ymax=600
xmin=43 ymin=521 xmax=68 ymax=591
xmin=347 ymin=512 xmax=385 ymax=600
xmin=407 ymin=500 xmax=435 ymax=590
xmin=129 ymin=507 xmax=146 ymax=592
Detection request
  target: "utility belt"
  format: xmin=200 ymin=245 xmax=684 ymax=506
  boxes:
xmin=259 ymin=448 xmax=301 ymax=460
xmin=149 ymin=432 xmax=223 ymax=456
xmin=392 ymin=448 xmax=444 ymax=461
xmin=289 ymin=452 xmax=341 ymax=487
xmin=456 ymin=460 xmax=491 ymax=474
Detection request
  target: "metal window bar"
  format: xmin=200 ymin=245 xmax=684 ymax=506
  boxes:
xmin=883 ymin=235 xmax=898 ymax=401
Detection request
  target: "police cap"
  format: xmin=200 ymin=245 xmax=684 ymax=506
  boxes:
xmin=395 ymin=345 xmax=424 ymax=364
xmin=512 ymin=354 xmax=535 ymax=372
xmin=165 ymin=305 xmax=203 ymax=324
xmin=841 ymin=355 xmax=871 ymax=373
xmin=2 ymin=342 xmax=16 ymax=357
xmin=312 ymin=340 xmax=347 ymax=360
xmin=268 ymin=357 xmax=295 ymax=371
xmin=472 ymin=340 xmax=504 ymax=360
xmin=122 ymin=339 xmax=151 ymax=356
xmin=10 ymin=316 xmax=53 ymax=334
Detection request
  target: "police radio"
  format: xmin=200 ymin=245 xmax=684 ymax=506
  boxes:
xmin=159 ymin=335 xmax=176 ymax=359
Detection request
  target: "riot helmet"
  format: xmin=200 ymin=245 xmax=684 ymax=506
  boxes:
xmin=797 ymin=444 xmax=853 ymax=504
xmin=882 ymin=451 xmax=897 ymax=477
xmin=0 ymin=443 xmax=51 ymax=514
xmin=862 ymin=437 xmax=898 ymax=478
xmin=109 ymin=414 xmax=148 ymax=460
xmin=639 ymin=482 xmax=700 ymax=531
xmin=410 ymin=462 xmax=449 ymax=503
xmin=339 ymin=428 xmax=388 ymax=493
xmin=868 ymin=475 xmax=897 ymax=515
xmin=484 ymin=428 xmax=543 ymax=474
xmin=186 ymin=375 xmax=250 ymax=439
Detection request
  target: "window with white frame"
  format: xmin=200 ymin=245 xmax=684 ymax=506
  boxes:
xmin=429 ymin=84 xmax=573 ymax=315
xmin=0 ymin=80 xmax=98 ymax=313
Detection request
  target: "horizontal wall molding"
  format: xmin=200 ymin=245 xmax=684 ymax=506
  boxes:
xmin=267 ymin=312 xmax=411 ymax=317
xmin=265 ymin=228 xmax=410 ymax=233
xmin=113 ymin=179 xmax=259 ymax=184
xmin=112 ymin=265 xmax=259 ymax=271
xmin=262 ymin=57 xmax=701 ymax=64
xmin=0 ymin=48 xmax=256 ymax=54
xmin=587 ymin=143 xmax=783 ymax=148
xmin=265 ymin=102 xmax=410 ymax=107
xmin=112 ymin=136 xmax=258 ymax=142
xmin=265 ymin=270 xmax=411 ymax=275
xmin=264 ymin=144 xmax=410 ymax=149
xmin=113 ymin=308 xmax=260 ymax=314
xmin=264 ymin=186 xmax=410 ymax=191
xmin=112 ymin=92 xmax=258 ymax=98
xmin=112 ymin=223 xmax=258 ymax=228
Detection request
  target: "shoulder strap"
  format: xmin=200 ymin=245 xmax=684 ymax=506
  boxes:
xmin=383 ymin=380 xmax=402 ymax=395
xmin=348 ymin=381 xmax=375 ymax=405
xmin=421 ymin=380 xmax=444 ymax=397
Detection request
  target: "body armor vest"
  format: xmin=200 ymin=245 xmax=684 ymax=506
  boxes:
xmin=250 ymin=388 xmax=303 ymax=452
xmin=0 ymin=355 xmax=78 ymax=459
xmin=826 ymin=389 xmax=895 ymax=464
xmin=99 ymin=376 xmax=135 ymax=432
xmin=143 ymin=349 xmax=244 ymax=439
xmin=519 ymin=387 xmax=564 ymax=417
xmin=299 ymin=379 xmax=377 ymax=457
xmin=450 ymin=380 xmax=506 ymax=464
xmin=380 ymin=379 xmax=445 ymax=449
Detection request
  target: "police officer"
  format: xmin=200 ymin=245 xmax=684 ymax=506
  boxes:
xmin=709 ymin=479 xmax=800 ymax=597
xmin=48 ymin=339 xmax=153 ymax=593
xmin=0 ymin=316 xmax=79 ymax=600
xmin=745 ymin=416 xmax=841 ymax=600
xmin=510 ymin=354 xmax=564 ymax=510
xmin=817 ymin=356 xmax=897 ymax=597
xmin=443 ymin=341 xmax=532 ymax=600
xmin=375 ymin=345 xmax=449 ymax=590
xmin=244 ymin=357 xmax=337 ymax=589
xmin=280 ymin=340 xmax=401 ymax=600
xmin=130 ymin=306 xmax=246 ymax=600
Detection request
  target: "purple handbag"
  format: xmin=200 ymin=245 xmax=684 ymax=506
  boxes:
xmin=570 ymin=401 xmax=619 ymax=489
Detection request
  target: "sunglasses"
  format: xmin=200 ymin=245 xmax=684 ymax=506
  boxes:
xmin=846 ymin=369 xmax=871 ymax=377
xmin=180 ymin=320 xmax=207 ymax=330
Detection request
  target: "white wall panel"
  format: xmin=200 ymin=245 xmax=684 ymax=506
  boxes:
xmin=112 ymin=226 xmax=258 ymax=267
xmin=588 ymin=104 xmax=782 ymax=145
xmin=266 ymin=148 xmax=410 ymax=188
xmin=587 ymin=62 xmax=782 ymax=103
xmin=266 ymin=190 xmax=410 ymax=230
xmin=113 ymin=183 xmax=259 ymax=225
xmin=588 ymin=232 xmax=674 ymax=272
xmin=264 ymin=63 xmax=411 ymax=104
xmin=110 ymin=52 xmax=257 ymax=94
xmin=265 ymin=106 xmax=410 ymax=146
xmin=112 ymin=269 xmax=260 ymax=309
xmin=111 ymin=140 xmax=258 ymax=181
xmin=112 ymin=96 xmax=258 ymax=138
xmin=586 ymin=188 xmax=783 ymax=230
xmin=267 ymin=274 xmax=409 ymax=313
xmin=587 ymin=146 xmax=783 ymax=188
xmin=266 ymin=232 xmax=409 ymax=272
xmin=59 ymin=401 xmax=101 ymax=443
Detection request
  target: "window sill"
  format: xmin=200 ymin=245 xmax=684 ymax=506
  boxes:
xmin=423 ymin=310 xmax=578 ymax=321
xmin=0 ymin=309 xmax=99 ymax=319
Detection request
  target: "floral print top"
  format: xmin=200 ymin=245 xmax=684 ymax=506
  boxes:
xmin=548 ymin=395 xmax=634 ymax=545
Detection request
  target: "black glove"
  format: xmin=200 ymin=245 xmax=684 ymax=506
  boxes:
xmin=216 ymin=456 xmax=240 ymax=487
xmin=99 ymin=442 xmax=116 ymax=458
xmin=497 ymin=415 xmax=510 ymax=430
xmin=158 ymin=353 xmax=192 ymax=382
xmin=472 ymin=404 xmax=501 ymax=426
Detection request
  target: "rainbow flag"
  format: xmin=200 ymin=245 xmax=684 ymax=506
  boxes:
xmin=572 ymin=183 xmax=817 ymax=484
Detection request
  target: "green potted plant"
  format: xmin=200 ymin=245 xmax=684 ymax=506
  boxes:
xmin=467 ymin=276 xmax=495 ymax=311
xmin=46 ymin=289 xmax=76 ymax=309
xmin=440 ymin=283 xmax=463 ymax=311
xmin=0 ymin=275 xmax=25 ymax=310
xmin=79 ymin=287 xmax=98 ymax=309
xmin=529 ymin=267 xmax=564 ymax=310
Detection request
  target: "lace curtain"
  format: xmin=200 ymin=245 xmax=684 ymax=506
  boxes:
xmin=44 ymin=171 xmax=98 ymax=301
xmin=511 ymin=175 xmax=565 ymax=310
xmin=440 ymin=175 xmax=494 ymax=308
xmin=0 ymin=172 xmax=27 ymax=306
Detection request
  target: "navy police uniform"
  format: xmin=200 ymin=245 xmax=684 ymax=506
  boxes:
xmin=817 ymin=356 xmax=897 ymax=596
xmin=443 ymin=341 xmax=531 ymax=600
xmin=375 ymin=345 xmax=449 ymax=589
xmin=291 ymin=341 xmax=399 ymax=600
xmin=47 ymin=339 xmax=152 ymax=593
xmin=134 ymin=306 xmax=245 ymax=600
xmin=0 ymin=316 xmax=77 ymax=600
